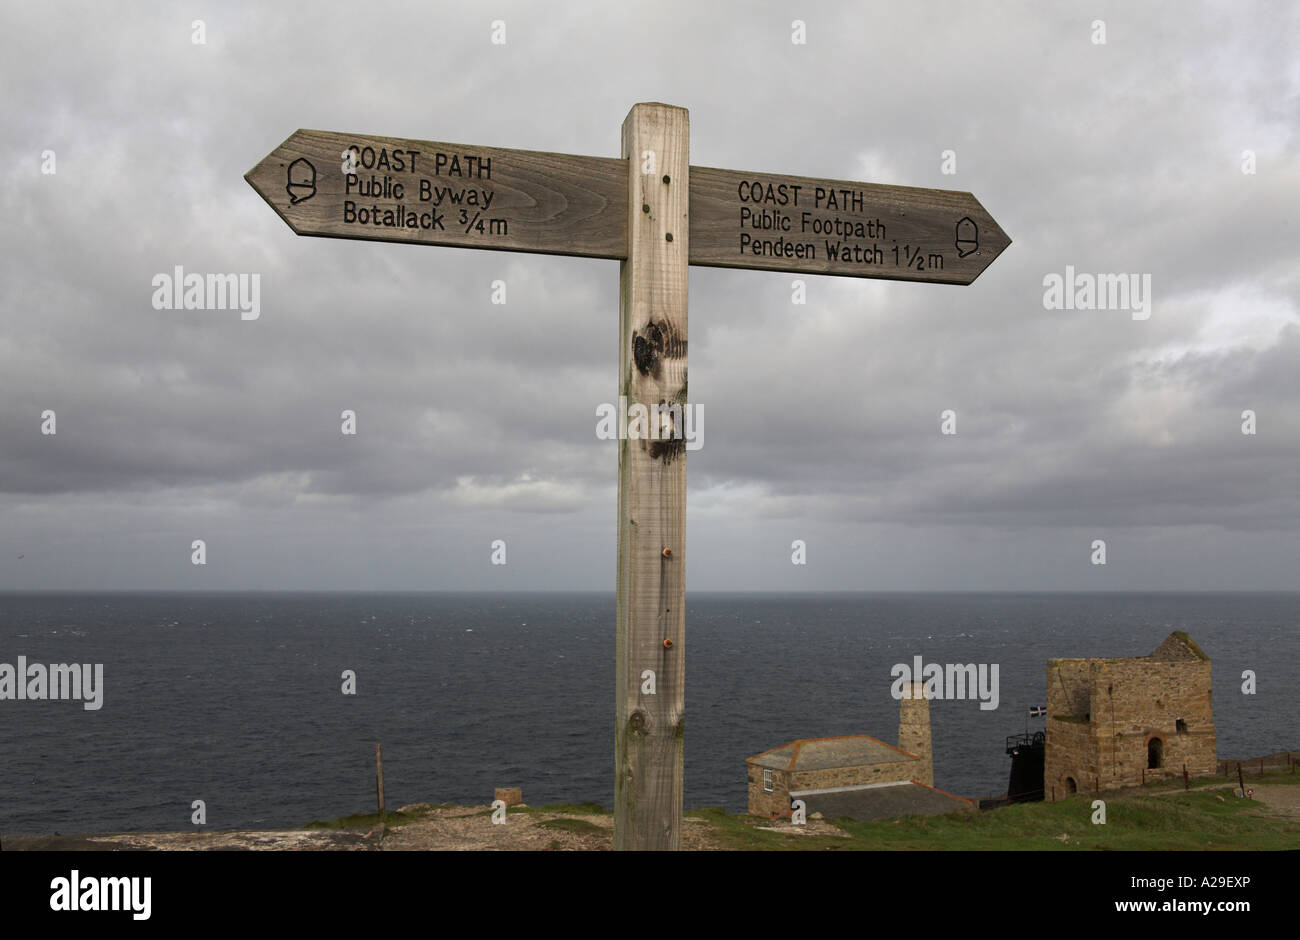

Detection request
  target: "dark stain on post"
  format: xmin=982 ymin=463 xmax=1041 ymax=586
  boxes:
xmin=645 ymin=396 xmax=687 ymax=464
xmin=659 ymin=321 xmax=686 ymax=360
xmin=648 ymin=419 xmax=686 ymax=464
xmin=632 ymin=323 xmax=660 ymax=377
xmin=628 ymin=709 xmax=648 ymax=735
xmin=632 ymin=319 xmax=686 ymax=379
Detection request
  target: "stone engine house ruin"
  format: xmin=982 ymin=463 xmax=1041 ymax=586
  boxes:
xmin=746 ymin=681 xmax=936 ymax=818
xmin=1044 ymin=631 xmax=1216 ymax=800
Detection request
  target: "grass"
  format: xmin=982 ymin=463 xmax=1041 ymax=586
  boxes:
xmin=470 ymin=800 xmax=610 ymax=818
xmin=302 ymin=803 xmax=448 ymax=829
xmin=536 ymin=817 xmax=605 ymax=834
xmin=299 ymin=777 xmax=1298 ymax=850
xmin=518 ymin=801 xmax=608 ymax=816
xmin=686 ymin=806 xmax=850 ymax=850
xmin=694 ymin=780 xmax=1299 ymax=851
xmin=1138 ymin=766 xmax=1300 ymax=796
xmin=827 ymin=788 xmax=1295 ymax=850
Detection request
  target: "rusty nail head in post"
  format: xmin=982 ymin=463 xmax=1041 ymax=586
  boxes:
xmin=662 ymin=547 xmax=672 ymax=558
xmin=663 ymin=638 xmax=673 ymax=649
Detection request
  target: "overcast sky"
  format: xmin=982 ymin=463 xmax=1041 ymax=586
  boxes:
xmin=1 ymin=0 xmax=1297 ymax=591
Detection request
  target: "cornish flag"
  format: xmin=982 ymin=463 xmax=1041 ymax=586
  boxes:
xmin=1029 ymin=705 xmax=1046 ymax=717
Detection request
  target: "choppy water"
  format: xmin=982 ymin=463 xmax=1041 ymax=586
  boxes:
xmin=0 ymin=591 xmax=1294 ymax=834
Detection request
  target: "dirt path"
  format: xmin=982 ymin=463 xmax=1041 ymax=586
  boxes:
xmin=1241 ymin=784 xmax=1300 ymax=822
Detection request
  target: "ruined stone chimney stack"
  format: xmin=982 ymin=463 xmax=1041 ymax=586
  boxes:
xmin=898 ymin=680 xmax=934 ymax=787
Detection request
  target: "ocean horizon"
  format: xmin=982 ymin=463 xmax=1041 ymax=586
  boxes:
xmin=2 ymin=590 xmax=1295 ymax=835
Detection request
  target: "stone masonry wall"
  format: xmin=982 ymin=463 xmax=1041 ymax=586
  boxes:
xmin=1045 ymin=652 xmax=1215 ymax=801
xmin=898 ymin=685 xmax=934 ymax=788
xmin=1045 ymin=714 xmax=1096 ymax=799
xmin=746 ymin=764 xmax=792 ymax=817
xmin=790 ymin=756 xmax=918 ymax=794
xmin=1088 ymin=659 xmax=1215 ymax=787
xmin=1047 ymin=658 xmax=1093 ymax=720
xmin=747 ymin=756 xmax=922 ymax=817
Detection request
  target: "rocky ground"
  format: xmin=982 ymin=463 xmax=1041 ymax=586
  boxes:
xmin=5 ymin=780 xmax=1296 ymax=851
xmin=1 ymin=802 xmax=849 ymax=851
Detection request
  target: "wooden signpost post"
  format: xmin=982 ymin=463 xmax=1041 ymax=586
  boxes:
xmin=246 ymin=102 xmax=1010 ymax=851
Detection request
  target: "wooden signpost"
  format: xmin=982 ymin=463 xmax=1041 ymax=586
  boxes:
xmin=246 ymin=128 xmax=628 ymax=259
xmin=246 ymin=102 xmax=1010 ymax=851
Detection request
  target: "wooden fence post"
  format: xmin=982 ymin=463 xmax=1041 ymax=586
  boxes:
xmin=614 ymin=102 xmax=690 ymax=851
xmin=376 ymin=743 xmax=385 ymax=824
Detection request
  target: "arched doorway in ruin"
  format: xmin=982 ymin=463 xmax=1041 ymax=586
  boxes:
xmin=1147 ymin=736 xmax=1164 ymax=769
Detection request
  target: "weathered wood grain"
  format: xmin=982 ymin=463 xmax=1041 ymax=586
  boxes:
xmin=246 ymin=109 xmax=1011 ymax=854
xmin=689 ymin=165 xmax=1010 ymax=284
xmin=246 ymin=129 xmax=628 ymax=259
xmin=248 ymin=130 xmax=1009 ymax=285
xmin=615 ymin=103 xmax=689 ymax=851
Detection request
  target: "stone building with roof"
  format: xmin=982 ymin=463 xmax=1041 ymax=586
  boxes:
xmin=1044 ymin=631 xmax=1216 ymax=801
xmin=744 ymin=682 xmax=974 ymax=820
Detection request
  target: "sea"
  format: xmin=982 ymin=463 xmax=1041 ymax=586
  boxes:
xmin=0 ymin=591 xmax=1295 ymax=835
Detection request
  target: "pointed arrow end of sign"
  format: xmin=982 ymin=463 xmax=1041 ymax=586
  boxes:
xmin=962 ymin=198 xmax=1012 ymax=285
xmin=245 ymin=131 xmax=312 ymax=237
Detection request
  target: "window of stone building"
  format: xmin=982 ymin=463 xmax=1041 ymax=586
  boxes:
xmin=1176 ymin=719 xmax=1188 ymax=733
xmin=763 ymin=769 xmax=773 ymax=793
xmin=1148 ymin=737 xmax=1164 ymax=769
xmin=1065 ymin=776 xmax=1077 ymax=794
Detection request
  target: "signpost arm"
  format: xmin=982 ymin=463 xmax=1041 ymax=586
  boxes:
xmin=615 ymin=102 xmax=689 ymax=851
xmin=245 ymin=109 xmax=1007 ymax=853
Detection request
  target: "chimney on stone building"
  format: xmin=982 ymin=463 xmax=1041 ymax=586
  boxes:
xmin=898 ymin=680 xmax=934 ymax=787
